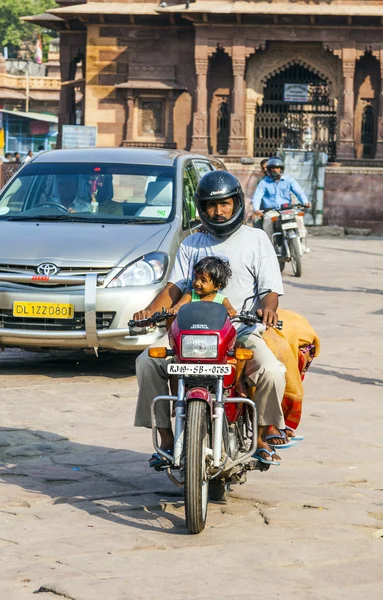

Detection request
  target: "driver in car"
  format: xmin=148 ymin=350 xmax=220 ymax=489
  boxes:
xmin=51 ymin=175 xmax=91 ymax=212
xmin=133 ymin=170 xmax=288 ymax=468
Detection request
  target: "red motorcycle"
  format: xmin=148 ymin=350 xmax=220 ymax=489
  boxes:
xmin=129 ymin=298 xmax=282 ymax=534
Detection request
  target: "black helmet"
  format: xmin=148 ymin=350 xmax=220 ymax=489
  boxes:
xmin=267 ymin=156 xmax=285 ymax=180
xmin=194 ymin=171 xmax=245 ymax=238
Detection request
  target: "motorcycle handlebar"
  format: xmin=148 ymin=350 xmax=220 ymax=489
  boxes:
xmin=128 ymin=311 xmax=283 ymax=331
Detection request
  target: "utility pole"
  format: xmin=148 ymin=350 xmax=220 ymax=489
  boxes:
xmin=25 ymin=60 xmax=30 ymax=113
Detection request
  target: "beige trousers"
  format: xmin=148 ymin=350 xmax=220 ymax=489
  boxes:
xmin=134 ymin=329 xmax=286 ymax=430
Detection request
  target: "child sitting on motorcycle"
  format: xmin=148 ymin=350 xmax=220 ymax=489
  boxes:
xmin=170 ymin=256 xmax=247 ymax=398
xmin=170 ymin=256 xmax=237 ymax=317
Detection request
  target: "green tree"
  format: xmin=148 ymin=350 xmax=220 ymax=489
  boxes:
xmin=0 ymin=0 xmax=57 ymax=61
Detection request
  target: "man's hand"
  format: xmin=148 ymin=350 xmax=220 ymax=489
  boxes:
xmin=256 ymin=307 xmax=279 ymax=328
xmin=254 ymin=210 xmax=263 ymax=218
xmin=132 ymin=309 xmax=154 ymax=322
xmin=304 ymin=203 xmax=311 ymax=209
xmin=132 ymin=283 xmax=183 ymax=322
xmin=257 ymin=291 xmax=279 ymax=328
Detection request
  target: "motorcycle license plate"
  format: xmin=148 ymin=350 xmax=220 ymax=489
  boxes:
xmin=281 ymin=222 xmax=297 ymax=230
xmin=167 ymin=364 xmax=232 ymax=376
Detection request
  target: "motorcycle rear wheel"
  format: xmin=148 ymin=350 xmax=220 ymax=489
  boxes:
xmin=185 ymin=400 xmax=211 ymax=534
xmin=289 ymin=237 xmax=302 ymax=277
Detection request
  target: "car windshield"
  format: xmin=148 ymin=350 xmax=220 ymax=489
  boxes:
xmin=0 ymin=163 xmax=175 ymax=223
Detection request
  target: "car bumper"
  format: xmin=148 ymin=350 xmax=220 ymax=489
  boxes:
xmin=0 ymin=274 xmax=166 ymax=351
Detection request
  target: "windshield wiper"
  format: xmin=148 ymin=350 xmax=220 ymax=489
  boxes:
xmin=5 ymin=214 xmax=109 ymax=223
xmin=118 ymin=218 xmax=168 ymax=224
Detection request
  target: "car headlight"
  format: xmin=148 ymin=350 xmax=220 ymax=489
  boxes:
xmin=108 ymin=252 xmax=168 ymax=287
xmin=181 ymin=334 xmax=218 ymax=359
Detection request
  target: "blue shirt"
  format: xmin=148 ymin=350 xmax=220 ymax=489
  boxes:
xmin=252 ymin=175 xmax=308 ymax=211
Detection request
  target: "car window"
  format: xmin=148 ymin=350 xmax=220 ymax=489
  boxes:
xmin=193 ymin=160 xmax=212 ymax=179
xmin=210 ymin=160 xmax=226 ymax=171
xmin=0 ymin=163 xmax=175 ymax=223
xmin=183 ymin=163 xmax=200 ymax=229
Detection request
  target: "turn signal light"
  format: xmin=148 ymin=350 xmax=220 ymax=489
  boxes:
xmin=297 ymin=211 xmax=305 ymax=216
xmin=148 ymin=347 xmax=168 ymax=358
xmin=234 ymin=348 xmax=254 ymax=360
xmin=271 ymin=216 xmax=279 ymax=222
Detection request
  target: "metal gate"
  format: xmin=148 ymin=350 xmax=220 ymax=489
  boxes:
xmin=254 ymin=63 xmax=337 ymax=161
xmin=216 ymin=97 xmax=230 ymax=155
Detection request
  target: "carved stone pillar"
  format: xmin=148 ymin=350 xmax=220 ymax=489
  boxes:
xmin=228 ymin=55 xmax=247 ymax=156
xmin=337 ymin=47 xmax=356 ymax=160
xmin=375 ymin=47 xmax=383 ymax=159
xmin=190 ymin=57 xmax=209 ymax=153
xmin=166 ymin=90 xmax=176 ymax=147
xmin=126 ymin=90 xmax=135 ymax=141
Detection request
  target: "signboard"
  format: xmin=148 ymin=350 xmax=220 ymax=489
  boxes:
xmin=29 ymin=121 xmax=50 ymax=135
xmin=284 ymin=84 xmax=309 ymax=103
xmin=62 ymin=125 xmax=97 ymax=149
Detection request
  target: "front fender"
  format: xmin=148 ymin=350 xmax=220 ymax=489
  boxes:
xmin=185 ymin=387 xmax=213 ymax=413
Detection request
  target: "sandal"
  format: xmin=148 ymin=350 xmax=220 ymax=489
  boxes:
xmin=282 ymin=426 xmax=304 ymax=442
xmin=148 ymin=449 xmax=173 ymax=469
xmin=265 ymin=429 xmax=296 ymax=449
xmin=253 ymin=447 xmax=280 ymax=466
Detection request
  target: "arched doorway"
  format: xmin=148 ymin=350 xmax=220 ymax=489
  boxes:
xmin=254 ymin=63 xmax=336 ymax=160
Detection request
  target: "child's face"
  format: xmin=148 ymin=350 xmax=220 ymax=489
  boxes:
xmin=192 ymin=271 xmax=217 ymax=297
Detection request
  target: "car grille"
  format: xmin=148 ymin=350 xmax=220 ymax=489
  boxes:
xmin=0 ymin=265 xmax=111 ymax=288
xmin=0 ymin=310 xmax=115 ymax=332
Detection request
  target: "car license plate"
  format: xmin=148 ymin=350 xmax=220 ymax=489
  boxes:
xmin=13 ymin=302 xmax=74 ymax=319
xmin=281 ymin=222 xmax=297 ymax=230
xmin=167 ymin=364 xmax=232 ymax=376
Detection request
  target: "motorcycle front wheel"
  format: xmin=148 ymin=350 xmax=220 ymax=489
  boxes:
xmin=185 ymin=400 xmax=211 ymax=534
xmin=289 ymin=237 xmax=303 ymax=277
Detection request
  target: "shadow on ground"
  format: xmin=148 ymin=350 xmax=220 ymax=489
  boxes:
xmin=0 ymin=348 xmax=138 ymax=380
xmin=0 ymin=426 xmax=188 ymax=535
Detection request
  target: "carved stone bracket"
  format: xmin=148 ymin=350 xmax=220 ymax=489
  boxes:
xmin=323 ymin=43 xmax=343 ymax=60
xmin=245 ymin=40 xmax=266 ymax=59
xmin=208 ymin=40 xmax=232 ymax=58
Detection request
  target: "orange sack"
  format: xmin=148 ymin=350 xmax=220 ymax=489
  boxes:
xmin=263 ymin=309 xmax=320 ymax=430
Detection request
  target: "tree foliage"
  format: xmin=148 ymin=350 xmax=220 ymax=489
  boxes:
xmin=0 ymin=0 xmax=58 ymax=60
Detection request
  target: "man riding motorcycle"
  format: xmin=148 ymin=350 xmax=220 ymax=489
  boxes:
xmin=252 ymin=157 xmax=310 ymax=250
xmin=133 ymin=171 xmax=288 ymax=466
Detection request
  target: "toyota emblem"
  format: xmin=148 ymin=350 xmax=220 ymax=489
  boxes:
xmin=36 ymin=263 xmax=59 ymax=276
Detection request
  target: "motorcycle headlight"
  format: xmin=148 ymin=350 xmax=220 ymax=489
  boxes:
xmin=107 ymin=252 xmax=168 ymax=288
xmin=181 ymin=334 xmax=218 ymax=359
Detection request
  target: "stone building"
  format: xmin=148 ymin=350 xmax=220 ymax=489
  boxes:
xmin=28 ymin=1 xmax=383 ymax=231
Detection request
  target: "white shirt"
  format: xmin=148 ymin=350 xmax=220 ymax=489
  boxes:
xmin=169 ymin=225 xmax=283 ymax=315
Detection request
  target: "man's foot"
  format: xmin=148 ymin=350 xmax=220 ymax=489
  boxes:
xmin=255 ymin=439 xmax=281 ymax=463
xmin=265 ymin=425 xmax=292 ymax=446
xmin=253 ymin=445 xmax=281 ymax=466
xmin=149 ymin=449 xmax=173 ymax=469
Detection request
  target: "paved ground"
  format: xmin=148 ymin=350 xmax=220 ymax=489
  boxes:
xmin=0 ymin=237 xmax=382 ymax=600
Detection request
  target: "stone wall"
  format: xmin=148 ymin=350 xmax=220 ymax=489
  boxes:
xmin=324 ymin=166 xmax=383 ymax=233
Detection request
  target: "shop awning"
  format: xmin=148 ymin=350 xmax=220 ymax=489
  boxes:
xmin=0 ymin=109 xmax=58 ymax=123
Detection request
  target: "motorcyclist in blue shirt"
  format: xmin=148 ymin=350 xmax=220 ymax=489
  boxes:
xmin=252 ymin=157 xmax=311 ymax=248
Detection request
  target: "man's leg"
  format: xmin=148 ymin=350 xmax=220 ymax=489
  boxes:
xmin=134 ymin=333 xmax=174 ymax=450
xmin=240 ymin=330 xmax=286 ymax=461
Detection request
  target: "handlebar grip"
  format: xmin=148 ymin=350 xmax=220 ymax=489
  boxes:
xmin=276 ymin=320 xmax=283 ymax=330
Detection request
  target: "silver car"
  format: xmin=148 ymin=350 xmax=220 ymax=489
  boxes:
xmin=0 ymin=148 xmax=224 ymax=352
